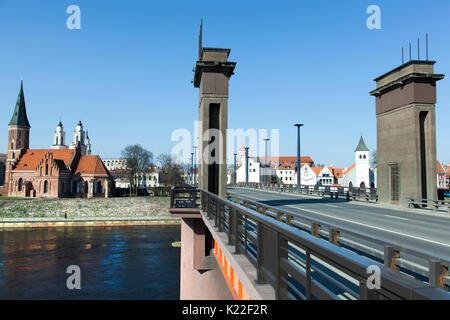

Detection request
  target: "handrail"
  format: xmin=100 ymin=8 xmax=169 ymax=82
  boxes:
xmin=229 ymin=193 xmax=450 ymax=287
xmin=407 ymin=197 xmax=450 ymax=213
xmin=230 ymin=183 xmax=378 ymax=202
xmin=196 ymin=188 xmax=450 ymax=300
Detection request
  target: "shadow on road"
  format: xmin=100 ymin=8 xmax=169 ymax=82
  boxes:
xmin=258 ymin=198 xmax=350 ymax=207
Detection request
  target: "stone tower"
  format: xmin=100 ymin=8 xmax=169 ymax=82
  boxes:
xmin=354 ymin=136 xmax=370 ymax=189
xmin=5 ymin=81 xmax=31 ymax=194
xmin=52 ymin=121 xmax=67 ymax=150
xmin=193 ymin=21 xmax=236 ymax=198
xmin=370 ymin=60 xmax=444 ymax=205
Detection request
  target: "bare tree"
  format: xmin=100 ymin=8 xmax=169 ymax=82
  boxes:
xmin=371 ymin=149 xmax=377 ymax=168
xmin=157 ymin=154 xmax=184 ymax=187
xmin=121 ymin=145 xmax=153 ymax=196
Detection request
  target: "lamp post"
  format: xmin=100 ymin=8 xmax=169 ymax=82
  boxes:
xmin=234 ymin=153 xmax=237 ymax=184
xmin=245 ymin=147 xmax=250 ymax=184
xmin=193 ymin=146 xmax=198 ymax=186
xmin=191 ymin=152 xmax=194 ymax=185
xmin=264 ymin=138 xmax=270 ymax=186
xmin=294 ymin=124 xmax=304 ymax=192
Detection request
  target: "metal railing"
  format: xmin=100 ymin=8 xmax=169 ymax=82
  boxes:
xmin=170 ymin=185 xmax=200 ymax=209
xmin=407 ymin=198 xmax=450 ymax=213
xmin=195 ymin=188 xmax=450 ymax=300
xmin=229 ymin=194 xmax=450 ymax=290
xmin=231 ymin=183 xmax=378 ymax=202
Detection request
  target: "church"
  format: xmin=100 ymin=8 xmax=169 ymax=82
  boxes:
xmin=3 ymin=81 xmax=114 ymax=198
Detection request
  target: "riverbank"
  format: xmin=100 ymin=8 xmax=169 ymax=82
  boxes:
xmin=0 ymin=196 xmax=179 ymax=229
xmin=0 ymin=196 xmax=171 ymax=218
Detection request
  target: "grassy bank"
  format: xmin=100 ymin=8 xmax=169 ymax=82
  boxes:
xmin=0 ymin=196 xmax=171 ymax=218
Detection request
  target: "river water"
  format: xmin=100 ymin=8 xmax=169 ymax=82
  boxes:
xmin=0 ymin=225 xmax=181 ymax=300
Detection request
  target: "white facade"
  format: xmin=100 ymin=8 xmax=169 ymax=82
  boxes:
xmin=294 ymin=164 xmax=317 ymax=186
xmin=316 ymin=167 xmax=334 ymax=186
xmin=236 ymin=157 xmax=261 ymax=183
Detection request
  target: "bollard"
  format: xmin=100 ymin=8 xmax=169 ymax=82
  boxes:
xmin=286 ymin=215 xmax=294 ymax=226
xmin=329 ymin=228 xmax=340 ymax=245
xmin=277 ymin=211 xmax=284 ymax=222
xmin=429 ymin=260 xmax=449 ymax=290
xmin=311 ymin=222 xmax=321 ymax=237
xmin=384 ymin=246 xmax=400 ymax=270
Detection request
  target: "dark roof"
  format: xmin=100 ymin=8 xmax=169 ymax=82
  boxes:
xmin=9 ymin=81 xmax=31 ymax=127
xmin=355 ymin=136 xmax=369 ymax=152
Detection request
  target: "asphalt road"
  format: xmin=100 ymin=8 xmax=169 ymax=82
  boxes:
xmin=227 ymin=187 xmax=450 ymax=262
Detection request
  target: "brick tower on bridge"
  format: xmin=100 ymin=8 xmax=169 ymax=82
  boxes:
xmin=193 ymin=20 xmax=236 ymax=198
xmin=370 ymin=60 xmax=445 ymax=205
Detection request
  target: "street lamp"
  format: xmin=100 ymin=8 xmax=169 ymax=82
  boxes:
xmin=264 ymin=138 xmax=270 ymax=185
xmin=191 ymin=152 xmax=194 ymax=185
xmin=294 ymin=124 xmax=304 ymax=192
xmin=245 ymin=147 xmax=250 ymax=184
xmin=193 ymin=146 xmax=198 ymax=186
xmin=234 ymin=153 xmax=237 ymax=185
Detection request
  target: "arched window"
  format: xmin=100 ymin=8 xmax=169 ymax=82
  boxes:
xmin=18 ymin=178 xmax=23 ymax=192
xmin=359 ymin=155 xmax=362 ymax=159
xmin=45 ymin=163 xmax=49 ymax=175
xmin=84 ymin=181 xmax=89 ymax=194
xmin=363 ymin=155 xmax=366 ymax=159
xmin=360 ymin=182 xmax=366 ymax=189
xmin=44 ymin=181 xmax=49 ymax=194
xmin=97 ymin=181 xmax=102 ymax=193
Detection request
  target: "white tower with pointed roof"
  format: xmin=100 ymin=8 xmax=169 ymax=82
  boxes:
xmin=355 ymin=136 xmax=370 ymax=188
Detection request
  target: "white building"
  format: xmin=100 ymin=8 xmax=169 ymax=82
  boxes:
xmin=236 ymin=157 xmax=261 ymax=184
xmin=293 ymin=164 xmax=317 ymax=186
xmin=103 ymin=158 xmax=160 ymax=188
xmin=342 ymin=137 xmax=376 ymax=189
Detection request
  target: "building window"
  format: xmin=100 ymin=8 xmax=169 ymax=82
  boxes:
xmin=45 ymin=163 xmax=49 ymax=175
xmin=44 ymin=181 xmax=49 ymax=194
xmin=97 ymin=181 xmax=102 ymax=193
xmin=18 ymin=178 xmax=23 ymax=192
xmin=390 ymin=165 xmax=400 ymax=202
xmin=85 ymin=181 xmax=89 ymax=193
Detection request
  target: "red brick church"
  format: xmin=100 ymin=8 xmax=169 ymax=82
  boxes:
xmin=3 ymin=82 xmax=114 ymax=198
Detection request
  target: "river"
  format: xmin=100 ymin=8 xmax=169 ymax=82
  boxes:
xmin=0 ymin=225 xmax=181 ymax=300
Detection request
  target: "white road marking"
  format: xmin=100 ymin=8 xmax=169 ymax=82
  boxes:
xmin=384 ymin=215 xmax=409 ymax=221
xmin=230 ymin=192 xmax=450 ymax=248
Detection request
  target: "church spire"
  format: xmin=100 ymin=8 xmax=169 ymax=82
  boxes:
xmin=355 ymin=136 xmax=369 ymax=152
xmin=9 ymin=81 xmax=31 ymax=128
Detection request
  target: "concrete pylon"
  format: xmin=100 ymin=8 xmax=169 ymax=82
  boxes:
xmin=194 ymin=35 xmax=236 ymax=198
xmin=370 ymin=60 xmax=444 ymax=205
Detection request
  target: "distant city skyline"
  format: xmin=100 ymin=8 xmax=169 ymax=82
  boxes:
xmin=0 ymin=0 xmax=449 ymax=168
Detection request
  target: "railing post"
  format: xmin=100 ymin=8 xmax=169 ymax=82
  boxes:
xmin=228 ymin=206 xmax=236 ymax=246
xmin=218 ymin=202 xmax=224 ymax=232
xmin=235 ymin=209 xmax=242 ymax=254
xmin=277 ymin=211 xmax=284 ymax=223
xmin=306 ymin=248 xmax=312 ymax=300
xmin=384 ymin=246 xmax=400 ymax=270
xmin=429 ymin=260 xmax=449 ymax=290
xmin=215 ymin=198 xmax=220 ymax=227
xmin=275 ymin=232 xmax=288 ymax=300
xmin=256 ymin=222 xmax=264 ymax=283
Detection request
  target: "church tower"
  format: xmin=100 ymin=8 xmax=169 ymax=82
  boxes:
xmin=355 ymin=136 xmax=370 ymax=188
xmin=52 ymin=121 xmax=67 ymax=150
xmin=70 ymin=120 xmax=87 ymax=155
xmin=5 ymin=81 xmax=31 ymax=194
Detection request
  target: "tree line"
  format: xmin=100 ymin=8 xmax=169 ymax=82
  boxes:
xmin=121 ymin=144 xmax=184 ymax=196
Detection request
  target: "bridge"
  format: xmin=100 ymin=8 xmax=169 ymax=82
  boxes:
xmin=168 ymin=23 xmax=450 ymax=300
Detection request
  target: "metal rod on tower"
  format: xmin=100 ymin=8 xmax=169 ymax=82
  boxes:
xmin=418 ymin=38 xmax=420 ymax=60
xmin=426 ymin=33 xmax=429 ymax=61
xmin=402 ymin=47 xmax=404 ymax=64
xmin=409 ymin=43 xmax=412 ymax=61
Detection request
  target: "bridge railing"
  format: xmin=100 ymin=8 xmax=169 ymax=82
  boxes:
xmin=229 ymin=194 xmax=450 ymax=291
xmin=170 ymin=185 xmax=200 ymax=209
xmin=407 ymin=198 xmax=450 ymax=213
xmin=230 ymin=183 xmax=378 ymax=202
xmin=200 ymin=189 xmax=450 ymax=300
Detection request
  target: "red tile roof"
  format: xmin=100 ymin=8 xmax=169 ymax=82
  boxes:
xmin=343 ymin=164 xmax=355 ymax=176
xmin=333 ymin=168 xmax=344 ymax=178
xmin=74 ymin=155 xmax=109 ymax=176
xmin=437 ymin=161 xmax=445 ymax=173
xmin=13 ymin=149 xmax=75 ymax=171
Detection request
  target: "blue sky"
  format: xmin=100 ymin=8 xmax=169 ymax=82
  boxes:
xmin=0 ymin=0 xmax=449 ymax=168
